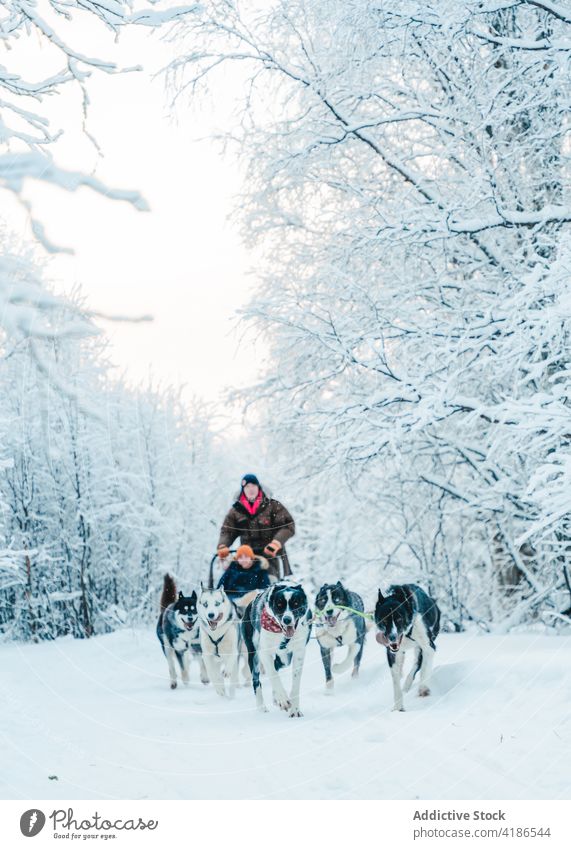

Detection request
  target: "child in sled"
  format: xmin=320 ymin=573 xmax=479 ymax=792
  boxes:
xmin=217 ymin=544 xmax=272 ymax=609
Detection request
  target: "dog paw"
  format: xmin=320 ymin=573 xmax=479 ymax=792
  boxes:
xmin=288 ymin=706 xmax=303 ymax=718
xmin=351 ymin=668 xmax=359 ymax=679
xmin=170 ymin=682 xmax=177 ymax=690
xmin=214 ymin=687 xmax=226 ymax=698
xmin=392 ymin=705 xmax=405 ymax=712
xmin=418 ymin=685 xmax=431 ymax=697
xmin=274 ymin=696 xmax=292 ymax=711
xmin=201 ymin=677 xmax=210 ymax=685
xmin=257 ymin=704 xmax=269 ymax=714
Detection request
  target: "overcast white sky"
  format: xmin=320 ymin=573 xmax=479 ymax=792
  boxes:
xmin=9 ymin=14 xmax=264 ymax=407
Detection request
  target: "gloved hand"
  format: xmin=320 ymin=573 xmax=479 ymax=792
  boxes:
xmin=218 ymin=545 xmax=230 ymax=560
xmin=264 ymin=540 xmax=282 ymax=557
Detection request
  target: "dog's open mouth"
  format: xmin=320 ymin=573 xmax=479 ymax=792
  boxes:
xmin=325 ymin=613 xmax=339 ymax=627
xmin=282 ymin=623 xmax=296 ymax=638
xmin=208 ymin=614 xmax=223 ymax=630
xmin=376 ymin=632 xmax=403 ymax=652
xmin=183 ymin=619 xmax=196 ymax=631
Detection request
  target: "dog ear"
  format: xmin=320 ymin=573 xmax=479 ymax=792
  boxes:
xmin=178 ymin=591 xmax=183 ymax=599
xmin=200 ymin=581 xmax=205 ymax=592
xmin=377 ymin=588 xmax=385 ymax=604
xmin=336 ymin=580 xmax=343 ymax=588
xmin=190 ymin=590 xmax=197 ymax=602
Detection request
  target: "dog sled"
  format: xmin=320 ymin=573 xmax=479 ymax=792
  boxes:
xmin=207 ymin=549 xmax=290 ymax=590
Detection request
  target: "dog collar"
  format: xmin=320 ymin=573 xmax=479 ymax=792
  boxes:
xmin=261 ymin=606 xmax=285 ymax=633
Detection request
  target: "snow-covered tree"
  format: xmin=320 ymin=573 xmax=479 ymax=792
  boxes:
xmin=0 ymin=286 xmax=227 ymax=641
xmin=169 ymin=0 xmax=571 ymax=627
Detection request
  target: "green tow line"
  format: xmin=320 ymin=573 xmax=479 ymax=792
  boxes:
xmin=313 ymin=603 xmax=374 ymax=623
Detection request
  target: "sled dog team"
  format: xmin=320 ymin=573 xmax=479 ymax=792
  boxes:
xmin=157 ymin=575 xmax=441 ymax=718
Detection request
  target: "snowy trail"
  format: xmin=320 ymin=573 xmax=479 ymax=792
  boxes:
xmin=1 ymin=629 xmax=570 ymax=800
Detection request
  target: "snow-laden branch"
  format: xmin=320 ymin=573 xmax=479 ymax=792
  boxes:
xmin=525 ymin=0 xmax=571 ymax=24
xmin=450 ymin=204 xmax=571 ymax=234
xmin=0 ymin=1 xmax=201 ymax=389
xmin=0 ymin=1 xmax=201 ymax=243
xmin=128 ymin=4 xmax=202 ymax=26
xmin=1 ymin=152 xmax=148 ymax=246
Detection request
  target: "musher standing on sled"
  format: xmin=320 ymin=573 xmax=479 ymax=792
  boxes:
xmin=217 ymin=474 xmax=295 ymax=579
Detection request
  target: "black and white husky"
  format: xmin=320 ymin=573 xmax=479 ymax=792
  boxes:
xmin=242 ymin=582 xmax=312 ymax=718
xmin=156 ymin=574 xmax=208 ymax=689
xmin=197 ymin=585 xmax=241 ymax=698
xmin=374 ymin=583 xmax=441 ymax=711
xmin=314 ymin=581 xmax=367 ymax=690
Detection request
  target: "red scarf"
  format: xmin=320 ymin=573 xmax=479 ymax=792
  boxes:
xmin=239 ymin=491 xmax=263 ymax=516
xmin=261 ymin=606 xmax=283 ymax=633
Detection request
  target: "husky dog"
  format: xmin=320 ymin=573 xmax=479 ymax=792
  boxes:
xmin=374 ymin=583 xmax=441 ymax=711
xmin=242 ymin=581 xmax=312 ymax=718
xmin=156 ymin=574 xmax=208 ymax=689
xmin=197 ymin=585 xmax=241 ymax=698
xmin=314 ymin=581 xmax=367 ymax=690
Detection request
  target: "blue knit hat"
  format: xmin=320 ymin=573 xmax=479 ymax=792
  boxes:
xmin=241 ymin=474 xmax=260 ymax=489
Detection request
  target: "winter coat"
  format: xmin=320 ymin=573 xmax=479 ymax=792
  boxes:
xmin=217 ymin=493 xmax=295 ymax=578
xmin=217 ymin=559 xmax=271 ymax=600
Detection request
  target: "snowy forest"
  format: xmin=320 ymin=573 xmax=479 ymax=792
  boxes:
xmin=2 ymin=0 xmax=571 ymax=642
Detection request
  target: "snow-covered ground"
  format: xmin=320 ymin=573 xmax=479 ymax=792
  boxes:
xmin=1 ymin=629 xmax=569 ymax=800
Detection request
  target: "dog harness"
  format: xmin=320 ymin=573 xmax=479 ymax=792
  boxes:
xmin=206 ymin=632 xmax=226 ymax=657
xmin=205 ymin=611 xmax=234 ymax=657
